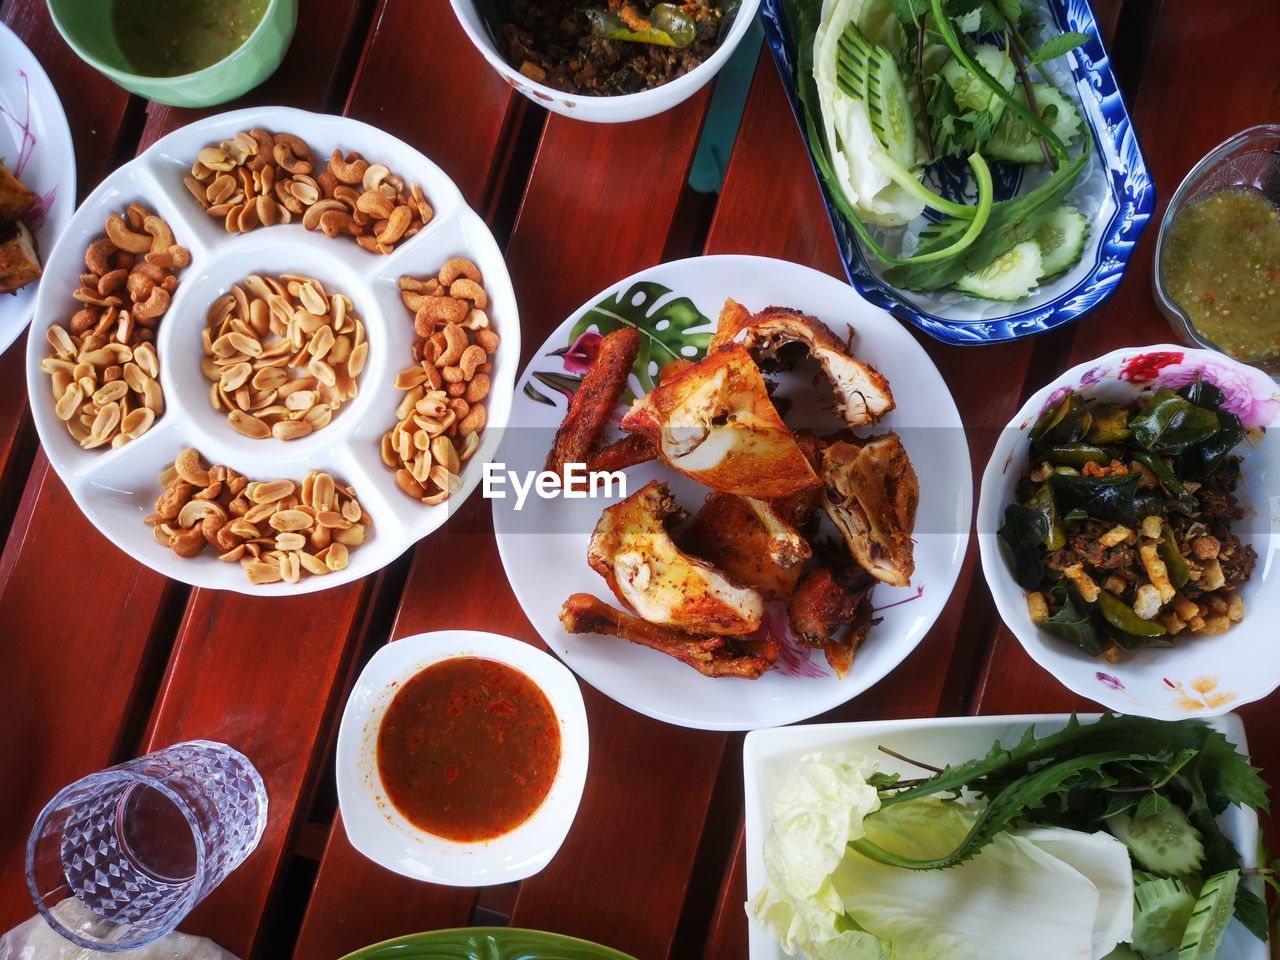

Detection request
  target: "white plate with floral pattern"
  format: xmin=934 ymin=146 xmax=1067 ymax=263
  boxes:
xmin=0 ymin=22 xmax=76 ymax=354
xmin=979 ymin=346 xmax=1280 ymax=718
xmin=493 ymin=256 xmax=971 ymax=731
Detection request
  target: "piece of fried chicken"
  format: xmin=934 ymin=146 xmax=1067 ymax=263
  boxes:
xmin=821 ymin=433 xmax=919 ymax=588
xmin=789 ymin=557 xmax=878 ymax=677
xmin=559 ymin=594 xmax=778 ymax=679
xmin=711 ymin=300 xmax=894 ymax=428
xmin=587 ymin=480 xmax=763 ymax=635
xmin=620 ymin=344 xmax=819 ymax=500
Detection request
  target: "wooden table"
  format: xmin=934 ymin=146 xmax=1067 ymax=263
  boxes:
xmin=0 ymin=1 xmax=1276 ymax=957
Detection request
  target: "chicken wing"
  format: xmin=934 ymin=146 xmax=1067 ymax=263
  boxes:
xmin=789 ymin=560 xmax=877 ymax=677
xmin=678 ymin=492 xmax=811 ymax=601
xmin=0 ymin=221 xmax=41 ymax=296
xmin=585 ymin=433 xmax=657 ymax=473
xmin=588 ymin=480 xmax=764 ymax=635
xmin=546 ymin=327 xmax=640 ymax=477
xmin=620 ymin=344 xmax=819 ymax=500
xmin=712 ymin=301 xmax=895 ymax=428
xmin=559 ymin=593 xmax=778 ymax=679
xmin=821 ymin=433 xmax=919 ymax=588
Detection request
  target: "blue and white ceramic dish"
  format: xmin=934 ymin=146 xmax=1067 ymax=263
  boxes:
xmin=760 ymin=0 xmax=1155 ymax=345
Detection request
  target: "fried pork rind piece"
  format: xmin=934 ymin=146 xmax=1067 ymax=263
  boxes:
xmin=821 ymin=433 xmax=919 ymax=588
xmin=620 ymin=343 xmax=820 ymax=500
xmin=559 ymin=593 xmax=779 ymax=679
xmin=711 ymin=300 xmax=895 ymax=428
xmin=546 ymin=327 xmax=640 ymax=477
xmin=788 ymin=559 xmax=877 ymax=677
xmin=679 ymin=492 xmax=811 ymax=601
xmin=588 ymin=480 xmax=764 ymax=635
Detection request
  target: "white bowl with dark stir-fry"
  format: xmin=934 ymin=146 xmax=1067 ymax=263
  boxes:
xmin=450 ymin=0 xmax=761 ymax=123
xmin=979 ymin=346 xmax=1280 ymax=718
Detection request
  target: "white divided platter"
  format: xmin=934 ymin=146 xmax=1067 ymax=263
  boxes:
xmin=0 ymin=22 xmax=76 ymax=354
xmin=25 ymin=107 xmax=518 ymax=595
xmin=493 ymin=256 xmax=971 ymax=731
xmin=743 ymin=713 xmax=1269 ymax=960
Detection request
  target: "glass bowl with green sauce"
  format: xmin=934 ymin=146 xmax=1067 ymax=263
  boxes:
xmin=1155 ymin=124 xmax=1280 ymax=378
xmin=47 ymin=0 xmax=297 ymax=108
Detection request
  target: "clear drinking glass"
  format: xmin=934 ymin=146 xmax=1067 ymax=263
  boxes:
xmin=25 ymin=740 xmax=268 ymax=952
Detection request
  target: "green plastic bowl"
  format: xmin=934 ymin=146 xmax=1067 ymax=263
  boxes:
xmin=46 ymin=0 xmax=297 ymax=108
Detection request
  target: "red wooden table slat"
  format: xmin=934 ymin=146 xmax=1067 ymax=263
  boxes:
xmin=969 ymin=0 xmax=1280 ymax=897
xmin=137 ymin=582 xmax=376 ymax=957
xmin=342 ymin=0 xmax=519 ymax=208
xmin=0 ymin=335 xmax=31 ymax=498
xmin=0 ymin=0 xmax=144 ymax=932
xmin=699 ymin=0 xmax=1130 ymax=947
xmin=297 ymin=88 xmax=725 ymax=960
xmin=0 ymin=456 xmax=170 ymax=931
xmin=111 ymin=3 xmax=471 ymax=953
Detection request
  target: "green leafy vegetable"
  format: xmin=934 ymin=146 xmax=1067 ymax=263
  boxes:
xmin=1041 ymin=581 xmax=1102 ymax=655
xmin=1030 ymin=30 xmax=1090 ymax=65
xmin=1047 ymin=471 xmax=1140 ymax=524
xmin=998 ymin=502 xmax=1048 ymax=589
xmin=1131 ymin=388 xmax=1222 ymax=453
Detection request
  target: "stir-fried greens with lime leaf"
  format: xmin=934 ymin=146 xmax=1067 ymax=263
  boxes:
xmin=781 ymin=0 xmax=1093 ymax=301
xmin=999 ymin=379 xmax=1257 ymax=661
xmin=748 ymin=715 xmax=1274 ymax=960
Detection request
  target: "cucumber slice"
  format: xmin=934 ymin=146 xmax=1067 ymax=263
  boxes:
xmin=954 ymin=240 xmax=1043 ymax=301
xmin=987 ymin=83 xmax=1084 ymax=162
xmin=1132 ymin=875 xmax=1197 ymax=956
xmin=1035 ymin=205 xmax=1089 ymax=278
xmin=866 ymin=43 xmax=916 ymax=167
xmin=1106 ymin=806 xmax=1206 ymax=878
xmin=940 ymin=44 xmax=1016 ymax=116
xmin=1179 ymin=869 xmax=1239 ymax=960
xmin=837 ymin=25 xmax=915 ymax=167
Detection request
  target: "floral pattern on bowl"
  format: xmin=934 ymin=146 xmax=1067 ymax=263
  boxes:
xmin=979 ymin=345 xmax=1280 ymax=720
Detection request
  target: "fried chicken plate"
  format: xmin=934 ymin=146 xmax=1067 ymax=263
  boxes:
xmin=711 ymin=300 xmax=894 ymax=428
xmin=546 ymin=298 xmax=921 ymax=682
xmin=588 ymin=481 xmax=763 ymax=635
xmin=821 ymin=434 xmax=919 ymax=588
xmin=620 ymin=344 xmax=819 ymax=500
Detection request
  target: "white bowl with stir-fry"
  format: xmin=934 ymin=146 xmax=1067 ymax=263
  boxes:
xmin=978 ymin=346 xmax=1280 ymax=718
xmin=449 ymin=0 xmax=761 ymax=123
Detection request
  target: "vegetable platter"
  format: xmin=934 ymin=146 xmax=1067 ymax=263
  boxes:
xmin=760 ymin=0 xmax=1155 ymax=343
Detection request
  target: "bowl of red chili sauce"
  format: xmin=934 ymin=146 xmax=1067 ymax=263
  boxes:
xmin=336 ymin=631 xmax=589 ymax=885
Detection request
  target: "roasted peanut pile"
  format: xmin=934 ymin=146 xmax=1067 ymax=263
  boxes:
xmin=40 ymin=203 xmax=187 ymax=449
xmin=382 ymin=258 xmax=497 ymax=504
xmin=184 ymin=129 xmax=433 ymax=254
xmin=147 ymin=449 xmax=371 ymax=585
xmin=202 ymin=274 xmax=367 ymax=441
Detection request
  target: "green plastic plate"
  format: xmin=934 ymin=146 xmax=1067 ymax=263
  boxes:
xmin=339 ymin=928 xmax=638 ymax=960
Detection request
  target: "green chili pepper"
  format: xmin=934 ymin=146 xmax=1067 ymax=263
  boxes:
xmin=1098 ymin=590 xmax=1167 ymax=640
xmin=1158 ymin=532 xmax=1190 ymax=590
xmin=1043 ymin=443 xmax=1109 ymax=468
xmin=586 ymin=4 xmax=696 ymax=48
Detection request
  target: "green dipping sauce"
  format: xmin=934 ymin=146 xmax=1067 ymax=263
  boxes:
xmin=112 ymin=0 xmax=269 ymax=77
xmin=1162 ymin=187 xmax=1280 ymax=362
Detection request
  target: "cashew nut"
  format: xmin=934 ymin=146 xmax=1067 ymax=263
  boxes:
xmin=133 ymin=287 xmax=171 ymax=320
xmin=439 ymin=258 xmax=482 ymax=285
xmin=85 ymin=237 xmax=117 ymax=275
xmin=329 ymin=150 xmax=369 ymax=185
xmin=449 ymin=278 xmax=488 ymax=309
xmin=458 ymin=344 xmax=487 ymax=380
xmin=437 ymin=324 xmax=469 ymax=367
xmin=143 ymin=215 xmax=175 ymax=253
xmin=106 ymin=215 xmax=152 ymax=254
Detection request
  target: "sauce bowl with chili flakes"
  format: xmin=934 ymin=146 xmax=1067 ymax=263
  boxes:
xmin=336 ymin=631 xmax=588 ymax=886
